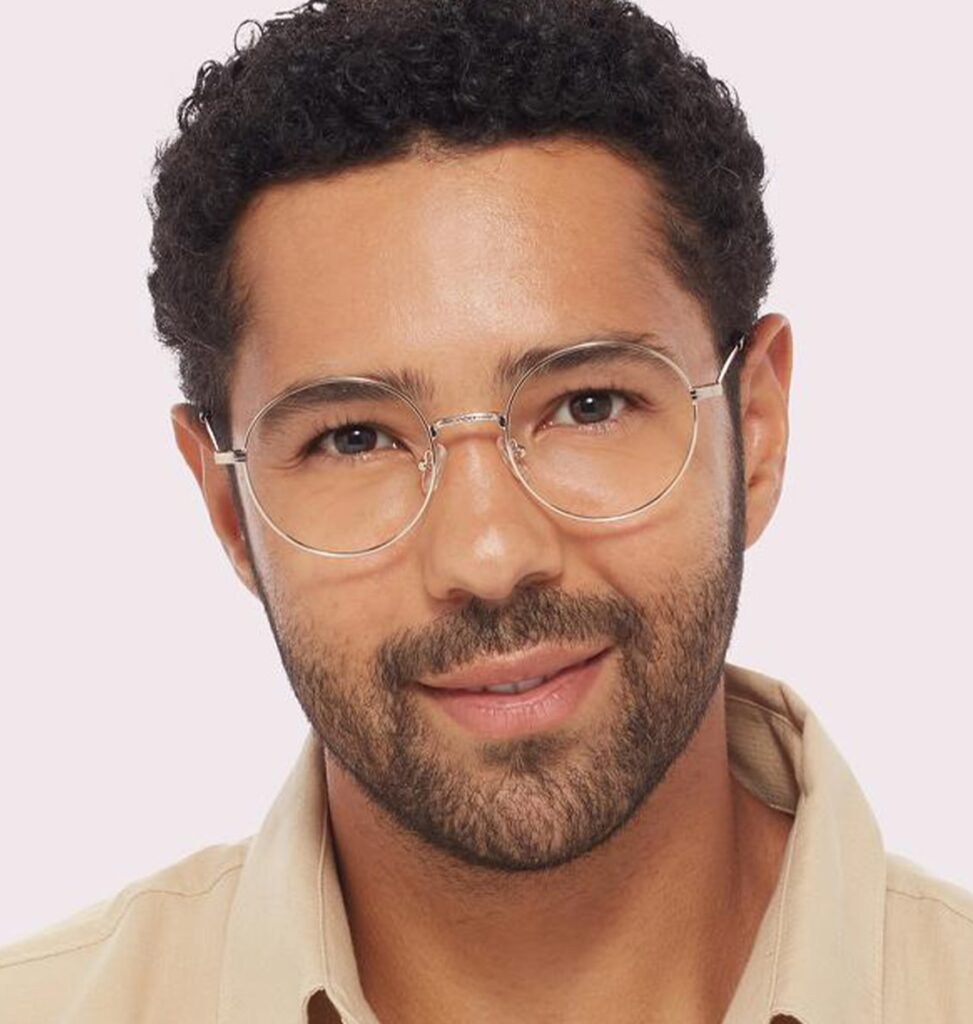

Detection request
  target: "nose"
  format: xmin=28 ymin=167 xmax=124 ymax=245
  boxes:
xmin=417 ymin=431 xmax=565 ymax=605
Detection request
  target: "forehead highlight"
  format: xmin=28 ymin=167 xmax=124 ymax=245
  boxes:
xmin=225 ymin=138 xmax=706 ymax=430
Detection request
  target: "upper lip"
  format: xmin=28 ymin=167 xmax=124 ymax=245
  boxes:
xmin=417 ymin=643 xmax=611 ymax=691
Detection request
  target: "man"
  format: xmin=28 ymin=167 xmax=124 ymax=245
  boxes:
xmin=2 ymin=0 xmax=970 ymax=1021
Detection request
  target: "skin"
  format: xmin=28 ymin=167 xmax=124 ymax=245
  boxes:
xmin=172 ymin=137 xmax=793 ymax=1024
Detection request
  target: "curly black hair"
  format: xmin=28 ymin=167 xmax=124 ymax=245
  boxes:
xmin=149 ymin=0 xmax=774 ymax=444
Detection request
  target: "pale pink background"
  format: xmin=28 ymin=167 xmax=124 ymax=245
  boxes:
xmin=1 ymin=1 xmax=970 ymax=945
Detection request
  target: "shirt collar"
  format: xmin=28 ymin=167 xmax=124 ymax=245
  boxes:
xmin=721 ymin=664 xmax=886 ymax=1024
xmin=215 ymin=734 xmax=379 ymax=1024
xmin=218 ymin=664 xmax=888 ymax=1024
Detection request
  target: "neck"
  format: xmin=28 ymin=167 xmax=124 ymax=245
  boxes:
xmin=324 ymin=678 xmax=791 ymax=1024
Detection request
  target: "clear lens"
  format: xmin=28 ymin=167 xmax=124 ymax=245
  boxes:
xmin=505 ymin=344 xmax=695 ymax=518
xmin=241 ymin=344 xmax=696 ymax=554
xmin=244 ymin=379 xmax=432 ymax=554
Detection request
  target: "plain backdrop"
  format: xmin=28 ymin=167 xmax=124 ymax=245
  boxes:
xmin=1 ymin=1 xmax=971 ymax=946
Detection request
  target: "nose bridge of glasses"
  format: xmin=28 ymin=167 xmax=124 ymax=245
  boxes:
xmin=419 ymin=411 xmax=526 ymax=496
xmin=429 ymin=411 xmax=529 ymax=465
xmin=430 ymin=410 xmax=506 ymax=433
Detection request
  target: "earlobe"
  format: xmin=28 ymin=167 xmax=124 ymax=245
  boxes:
xmin=170 ymin=403 xmax=259 ymax=596
xmin=737 ymin=314 xmax=793 ymax=548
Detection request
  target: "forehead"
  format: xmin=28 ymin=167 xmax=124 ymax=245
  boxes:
xmin=228 ymin=137 xmax=711 ymax=428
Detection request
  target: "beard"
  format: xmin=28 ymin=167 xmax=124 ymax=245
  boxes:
xmin=250 ymin=483 xmax=744 ymax=874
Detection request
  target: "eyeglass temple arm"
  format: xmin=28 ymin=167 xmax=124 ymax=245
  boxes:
xmin=198 ymin=409 xmax=247 ymax=464
xmin=690 ymin=331 xmax=747 ymax=402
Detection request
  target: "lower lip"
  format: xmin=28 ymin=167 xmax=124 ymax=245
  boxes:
xmin=417 ymin=648 xmax=613 ymax=739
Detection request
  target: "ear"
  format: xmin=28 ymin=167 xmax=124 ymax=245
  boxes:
xmin=170 ymin=403 xmax=259 ymax=596
xmin=737 ymin=313 xmax=793 ymax=548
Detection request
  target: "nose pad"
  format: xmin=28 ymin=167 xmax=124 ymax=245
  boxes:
xmin=421 ymin=436 xmax=527 ymax=497
xmin=420 ymin=442 xmax=448 ymax=496
xmin=497 ymin=434 xmax=527 ymax=474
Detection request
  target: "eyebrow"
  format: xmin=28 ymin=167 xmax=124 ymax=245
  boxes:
xmin=263 ymin=329 xmax=678 ymax=418
xmin=495 ymin=330 xmax=677 ymax=392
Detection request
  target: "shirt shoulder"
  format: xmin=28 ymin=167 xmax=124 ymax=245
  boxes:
xmin=883 ymin=852 xmax=973 ymax=1023
xmin=0 ymin=840 xmax=250 ymax=1024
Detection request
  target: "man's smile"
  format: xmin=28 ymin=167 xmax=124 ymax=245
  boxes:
xmin=414 ymin=645 xmax=614 ymax=739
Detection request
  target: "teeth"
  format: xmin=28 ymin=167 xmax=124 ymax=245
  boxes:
xmin=470 ymin=674 xmax=549 ymax=695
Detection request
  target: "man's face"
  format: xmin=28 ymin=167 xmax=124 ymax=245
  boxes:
xmin=225 ymin=138 xmax=746 ymax=872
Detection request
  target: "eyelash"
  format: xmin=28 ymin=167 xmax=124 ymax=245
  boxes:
xmin=300 ymin=416 xmax=402 ymax=461
xmin=541 ymin=387 xmax=642 ymax=431
xmin=300 ymin=386 xmax=646 ymax=461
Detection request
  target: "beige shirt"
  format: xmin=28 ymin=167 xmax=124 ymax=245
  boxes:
xmin=2 ymin=664 xmax=971 ymax=1023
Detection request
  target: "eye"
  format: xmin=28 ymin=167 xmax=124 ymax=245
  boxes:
xmin=548 ymin=390 xmax=629 ymax=427
xmin=309 ymin=422 xmax=401 ymax=458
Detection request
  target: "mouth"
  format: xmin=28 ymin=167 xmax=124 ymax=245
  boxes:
xmin=417 ymin=642 xmax=611 ymax=692
xmin=414 ymin=646 xmax=613 ymax=739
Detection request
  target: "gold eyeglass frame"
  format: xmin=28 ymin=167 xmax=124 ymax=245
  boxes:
xmin=199 ymin=332 xmax=746 ymax=558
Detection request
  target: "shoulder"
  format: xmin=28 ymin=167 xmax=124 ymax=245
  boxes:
xmin=882 ymin=852 xmax=973 ymax=1023
xmin=0 ymin=840 xmax=250 ymax=1023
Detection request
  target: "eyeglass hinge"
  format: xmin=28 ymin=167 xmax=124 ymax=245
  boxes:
xmin=691 ymin=383 xmax=723 ymax=401
xmin=213 ymin=449 xmax=247 ymax=465
xmin=692 ymin=331 xmax=747 ymax=402
xmin=198 ymin=409 xmax=245 ymax=464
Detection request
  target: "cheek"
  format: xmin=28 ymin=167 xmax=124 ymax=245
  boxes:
xmin=569 ymin=410 xmax=736 ymax=591
xmin=681 ymin=398 xmax=739 ymax=527
xmin=250 ymin=519 xmax=420 ymax=652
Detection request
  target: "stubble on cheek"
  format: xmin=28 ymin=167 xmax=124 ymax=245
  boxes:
xmin=240 ymin=417 xmax=746 ymax=867
xmin=256 ymin=545 xmax=739 ymax=874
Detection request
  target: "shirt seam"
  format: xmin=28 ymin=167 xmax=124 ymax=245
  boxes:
xmin=870 ymin=844 xmax=886 ymax=1024
xmin=765 ymin=797 xmax=800 ymax=1019
xmin=318 ymin=810 xmax=361 ymax=1022
xmin=0 ymin=861 xmax=245 ymax=970
xmin=886 ymin=886 xmax=973 ymax=927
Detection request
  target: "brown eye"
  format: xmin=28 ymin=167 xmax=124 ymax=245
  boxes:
xmin=333 ymin=424 xmax=378 ymax=454
xmin=309 ymin=423 xmax=400 ymax=458
xmin=569 ymin=392 xmax=615 ymax=423
xmin=550 ymin=390 xmax=627 ymax=427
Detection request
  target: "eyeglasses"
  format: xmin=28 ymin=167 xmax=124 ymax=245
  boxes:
xmin=199 ymin=333 xmax=746 ymax=558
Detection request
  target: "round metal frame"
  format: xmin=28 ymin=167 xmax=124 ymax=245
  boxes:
xmin=200 ymin=334 xmax=745 ymax=558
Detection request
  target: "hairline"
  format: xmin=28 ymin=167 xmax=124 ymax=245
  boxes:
xmin=210 ymin=130 xmax=729 ymax=447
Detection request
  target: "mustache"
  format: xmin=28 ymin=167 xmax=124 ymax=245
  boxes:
xmin=374 ymin=587 xmax=650 ymax=691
